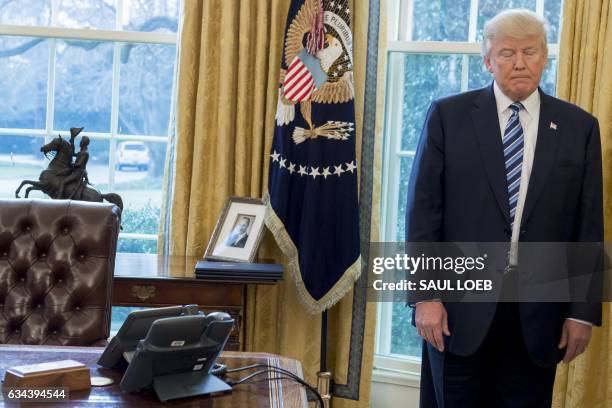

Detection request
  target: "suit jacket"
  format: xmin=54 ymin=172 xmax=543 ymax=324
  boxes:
xmin=406 ymin=84 xmax=603 ymax=367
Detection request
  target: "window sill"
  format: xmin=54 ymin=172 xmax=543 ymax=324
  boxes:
xmin=372 ymin=354 xmax=421 ymax=388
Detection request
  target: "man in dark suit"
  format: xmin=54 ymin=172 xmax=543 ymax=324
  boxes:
xmin=405 ymin=9 xmax=602 ymax=407
xmin=225 ymin=216 xmax=251 ymax=248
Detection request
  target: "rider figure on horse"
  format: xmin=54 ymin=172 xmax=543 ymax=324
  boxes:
xmin=56 ymin=131 xmax=90 ymax=199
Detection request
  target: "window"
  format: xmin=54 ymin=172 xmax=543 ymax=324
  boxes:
xmin=376 ymin=0 xmax=563 ymax=374
xmin=0 ymin=0 xmax=180 ymax=254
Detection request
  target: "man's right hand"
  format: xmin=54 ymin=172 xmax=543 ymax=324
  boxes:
xmin=415 ymin=301 xmax=450 ymax=352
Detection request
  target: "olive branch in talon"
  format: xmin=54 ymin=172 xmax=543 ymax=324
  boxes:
xmin=292 ymin=121 xmax=355 ymax=144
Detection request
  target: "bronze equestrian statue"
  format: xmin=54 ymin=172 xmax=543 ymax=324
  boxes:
xmin=15 ymin=127 xmax=123 ymax=211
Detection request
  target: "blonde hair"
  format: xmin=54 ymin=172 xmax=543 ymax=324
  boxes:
xmin=482 ymin=9 xmax=548 ymax=56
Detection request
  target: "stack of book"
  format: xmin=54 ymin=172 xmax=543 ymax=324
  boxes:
xmin=194 ymin=260 xmax=283 ymax=284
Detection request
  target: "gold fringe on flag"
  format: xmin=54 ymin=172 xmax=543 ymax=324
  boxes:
xmin=264 ymin=195 xmax=362 ymax=314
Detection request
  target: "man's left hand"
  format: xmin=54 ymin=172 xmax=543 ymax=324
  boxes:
xmin=558 ymin=319 xmax=592 ymax=363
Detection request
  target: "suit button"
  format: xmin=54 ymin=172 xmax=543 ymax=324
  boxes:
xmin=520 ymin=230 xmax=526 ymax=234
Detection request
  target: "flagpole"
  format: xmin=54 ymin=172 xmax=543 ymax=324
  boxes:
xmin=320 ymin=310 xmax=328 ymax=371
xmin=317 ymin=310 xmax=332 ymax=407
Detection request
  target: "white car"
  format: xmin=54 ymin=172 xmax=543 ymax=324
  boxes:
xmin=116 ymin=141 xmax=150 ymax=171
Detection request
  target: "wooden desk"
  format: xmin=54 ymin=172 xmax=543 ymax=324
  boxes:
xmin=0 ymin=345 xmax=307 ymax=407
xmin=113 ymin=254 xmax=249 ymax=350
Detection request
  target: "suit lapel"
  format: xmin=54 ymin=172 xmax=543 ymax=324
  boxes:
xmin=520 ymin=90 xmax=560 ymax=226
xmin=471 ymin=85 xmax=511 ymax=224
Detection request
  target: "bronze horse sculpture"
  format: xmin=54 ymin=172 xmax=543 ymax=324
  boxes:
xmin=15 ymin=133 xmax=123 ymax=211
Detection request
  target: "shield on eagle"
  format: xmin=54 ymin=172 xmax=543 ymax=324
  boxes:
xmin=283 ymin=48 xmax=328 ymax=102
xmin=283 ymin=56 xmax=315 ymax=102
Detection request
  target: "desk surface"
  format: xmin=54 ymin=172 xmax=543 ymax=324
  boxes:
xmin=0 ymin=345 xmax=307 ymax=407
xmin=114 ymin=253 xmax=199 ymax=280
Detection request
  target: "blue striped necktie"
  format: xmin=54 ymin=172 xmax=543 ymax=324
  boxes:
xmin=504 ymin=102 xmax=524 ymax=227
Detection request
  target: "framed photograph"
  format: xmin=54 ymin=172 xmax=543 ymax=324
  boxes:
xmin=204 ymin=196 xmax=267 ymax=262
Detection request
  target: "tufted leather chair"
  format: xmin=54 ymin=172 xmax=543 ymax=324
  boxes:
xmin=0 ymin=199 xmax=121 ymax=346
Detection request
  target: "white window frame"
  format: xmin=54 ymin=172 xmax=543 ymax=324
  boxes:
xmin=0 ymin=0 xmax=178 ymax=248
xmin=375 ymin=0 xmax=558 ymax=383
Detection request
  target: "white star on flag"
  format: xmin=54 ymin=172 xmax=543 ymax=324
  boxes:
xmin=279 ymin=158 xmax=287 ymax=168
xmin=333 ymin=164 xmax=345 ymax=176
xmin=345 ymin=161 xmax=357 ymax=173
xmin=322 ymin=167 xmax=331 ymax=179
xmin=298 ymin=165 xmax=308 ymax=176
xmin=270 ymin=150 xmax=280 ymax=162
xmin=288 ymin=162 xmax=296 ymax=174
xmin=309 ymin=167 xmax=321 ymax=179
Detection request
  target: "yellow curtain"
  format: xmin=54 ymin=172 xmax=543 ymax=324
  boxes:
xmin=168 ymin=1 xmax=382 ymax=406
xmin=553 ymin=1 xmax=612 ymax=407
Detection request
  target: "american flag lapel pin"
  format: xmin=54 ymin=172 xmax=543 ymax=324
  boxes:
xmin=550 ymin=122 xmax=557 ymax=130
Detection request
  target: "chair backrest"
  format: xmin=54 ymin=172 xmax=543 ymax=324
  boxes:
xmin=0 ymin=199 xmax=121 ymax=346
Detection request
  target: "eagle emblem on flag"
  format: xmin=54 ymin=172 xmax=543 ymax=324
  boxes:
xmin=266 ymin=0 xmax=361 ymax=314
xmin=276 ymin=0 xmax=355 ymax=144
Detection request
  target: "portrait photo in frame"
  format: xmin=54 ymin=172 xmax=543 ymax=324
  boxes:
xmin=204 ymin=197 xmax=267 ymax=262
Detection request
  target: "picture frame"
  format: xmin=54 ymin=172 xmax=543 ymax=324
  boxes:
xmin=204 ymin=196 xmax=267 ymax=263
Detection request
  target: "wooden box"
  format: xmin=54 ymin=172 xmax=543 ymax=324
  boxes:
xmin=3 ymin=359 xmax=91 ymax=391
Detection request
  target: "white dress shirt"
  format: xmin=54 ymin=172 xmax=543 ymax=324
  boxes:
xmin=492 ymin=81 xmax=591 ymax=327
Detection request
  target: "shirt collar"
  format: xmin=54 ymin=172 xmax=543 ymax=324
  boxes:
xmin=493 ymin=81 xmax=540 ymax=118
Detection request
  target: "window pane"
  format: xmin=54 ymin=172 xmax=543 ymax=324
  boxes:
xmin=540 ymin=57 xmax=557 ymax=95
xmin=110 ymin=306 xmax=147 ymax=335
xmin=83 ymin=138 xmax=110 ymax=187
xmin=117 ymin=237 xmax=158 ymax=254
xmin=56 ymin=0 xmax=116 ymax=30
xmin=476 ymin=0 xmax=536 ymax=41
xmin=54 ymin=40 xmax=113 ymax=133
xmin=412 ymin=0 xmax=470 ymax=41
xmin=97 ymin=141 xmax=162 ymax=253
xmin=468 ymin=55 xmax=490 ymax=89
xmin=118 ymin=43 xmax=176 ymax=136
xmin=121 ymin=0 xmax=180 ymax=33
xmin=544 ymin=0 xmax=563 ymax=43
xmin=395 ymin=156 xmax=413 ymax=242
xmin=0 ymin=37 xmax=48 ymax=129
xmin=114 ymin=180 xmax=163 ymax=234
xmin=390 ymin=303 xmax=421 ymax=356
xmin=0 ymin=136 xmax=47 ymax=199
xmin=400 ymin=53 xmax=463 ymax=151
xmin=0 ymin=0 xmax=52 ymax=25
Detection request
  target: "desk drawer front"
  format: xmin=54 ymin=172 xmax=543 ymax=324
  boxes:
xmin=113 ymin=279 xmax=243 ymax=306
xmin=113 ymin=279 xmax=244 ymax=350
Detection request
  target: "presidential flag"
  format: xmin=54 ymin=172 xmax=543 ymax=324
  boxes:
xmin=265 ymin=0 xmax=361 ymax=314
